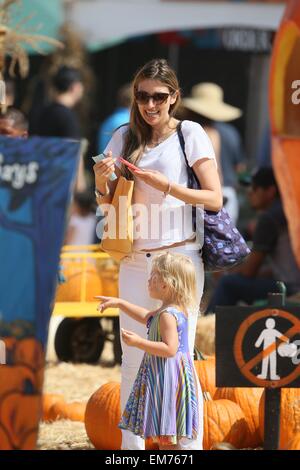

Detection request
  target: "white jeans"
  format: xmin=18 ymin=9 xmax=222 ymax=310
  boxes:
xmin=118 ymin=243 xmax=204 ymax=450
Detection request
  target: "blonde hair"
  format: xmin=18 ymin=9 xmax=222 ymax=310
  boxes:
xmin=151 ymin=252 xmax=198 ymax=313
xmin=121 ymin=58 xmax=181 ymax=179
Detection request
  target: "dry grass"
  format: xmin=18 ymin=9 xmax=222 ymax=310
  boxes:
xmin=195 ymin=314 xmax=215 ymax=356
xmin=37 ymin=342 xmax=120 ymax=450
xmin=41 ymin=361 xmax=120 ymax=402
xmin=37 ymin=420 xmax=95 ymax=451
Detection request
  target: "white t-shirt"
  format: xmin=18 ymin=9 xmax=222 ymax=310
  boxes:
xmin=104 ymin=120 xmax=216 ymax=250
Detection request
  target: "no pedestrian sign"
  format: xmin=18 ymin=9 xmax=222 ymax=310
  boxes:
xmin=216 ymin=304 xmax=300 ymax=388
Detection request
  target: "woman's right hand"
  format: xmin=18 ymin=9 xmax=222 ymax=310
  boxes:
xmin=93 ymin=150 xmax=116 ymax=188
xmin=96 ymin=295 xmax=122 ymax=312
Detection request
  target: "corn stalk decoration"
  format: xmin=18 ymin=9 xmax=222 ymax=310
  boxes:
xmin=0 ymin=0 xmax=63 ymax=108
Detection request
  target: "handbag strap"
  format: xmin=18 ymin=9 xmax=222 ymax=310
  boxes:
xmin=176 ymin=121 xmax=201 ymax=190
xmin=177 ymin=121 xmax=219 ymax=216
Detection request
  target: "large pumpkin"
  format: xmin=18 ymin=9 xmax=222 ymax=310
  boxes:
xmin=285 ymin=433 xmax=300 ymax=450
xmin=194 ymin=356 xmax=216 ymax=398
xmin=203 ymin=395 xmax=248 ymax=450
xmin=85 ymin=382 xmax=121 ymax=450
xmin=84 ymin=382 xmax=158 ymax=450
xmin=56 ymin=260 xmax=103 ymax=302
xmin=259 ymin=388 xmax=300 ymax=449
xmin=214 ymin=387 xmax=263 ymax=448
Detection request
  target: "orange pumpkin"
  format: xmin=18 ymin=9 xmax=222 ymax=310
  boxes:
xmin=203 ymin=395 xmax=248 ymax=450
xmin=42 ymin=394 xmax=65 ymax=422
xmin=56 ymin=260 xmax=103 ymax=302
xmin=0 ymin=392 xmax=41 ymax=449
xmin=285 ymin=433 xmax=300 ymax=450
xmin=64 ymin=402 xmax=87 ymax=422
xmin=194 ymin=356 xmax=216 ymax=398
xmin=49 ymin=401 xmax=86 ymax=422
xmin=214 ymin=387 xmax=263 ymax=448
xmin=14 ymin=338 xmax=44 ymax=371
xmin=145 ymin=437 xmax=159 ymax=450
xmin=84 ymin=382 xmax=157 ymax=450
xmin=85 ymin=382 xmax=121 ymax=450
xmin=259 ymin=388 xmax=300 ymax=449
xmin=0 ymin=365 xmax=36 ymax=398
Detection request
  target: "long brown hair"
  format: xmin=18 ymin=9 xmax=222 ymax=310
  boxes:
xmin=121 ymin=58 xmax=181 ymax=179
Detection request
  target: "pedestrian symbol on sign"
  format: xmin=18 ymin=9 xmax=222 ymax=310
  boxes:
xmin=254 ymin=318 xmax=297 ymax=380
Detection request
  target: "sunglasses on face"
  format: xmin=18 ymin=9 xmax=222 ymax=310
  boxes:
xmin=134 ymin=90 xmax=173 ymax=105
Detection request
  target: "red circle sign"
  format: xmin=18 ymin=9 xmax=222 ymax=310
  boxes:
xmin=233 ymin=308 xmax=300 ymax=388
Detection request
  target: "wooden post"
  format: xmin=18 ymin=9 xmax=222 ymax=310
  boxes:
xmin=263 ymin=388 xmax=281 ymax=450
xmin=263 ymin=289 xmax=285 ymax=450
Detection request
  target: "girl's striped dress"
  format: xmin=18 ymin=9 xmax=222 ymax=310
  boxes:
xmin=119 ymin=306 xmax=199 ymax=446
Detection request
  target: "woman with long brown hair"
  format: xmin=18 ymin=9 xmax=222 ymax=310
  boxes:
xmin=94 ymin=58 xmax=222 ymax=450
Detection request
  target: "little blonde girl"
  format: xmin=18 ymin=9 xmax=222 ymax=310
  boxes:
xmin=97 ymin=252 xmax=200 ymax=451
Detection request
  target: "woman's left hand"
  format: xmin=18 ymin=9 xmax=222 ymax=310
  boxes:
xmin=121 ymin=328 xmax=142 ymax=348
xmin=132 ymin=168 xmax=169 ymax=193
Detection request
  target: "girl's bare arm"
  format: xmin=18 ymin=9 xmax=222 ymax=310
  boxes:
xmin=97 ymin=296 xmax=156 ymax=324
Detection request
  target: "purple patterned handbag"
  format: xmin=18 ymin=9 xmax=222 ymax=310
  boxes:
xmin=177 ymin=122 xmax=250 ymax=272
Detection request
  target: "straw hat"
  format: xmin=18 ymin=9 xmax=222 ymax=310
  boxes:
xmin=182 ymin=83 xmax=242 ymax=122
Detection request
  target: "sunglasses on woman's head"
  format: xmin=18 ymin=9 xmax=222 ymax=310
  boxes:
xmin=134 ymin=90 xmax=172 ymax=105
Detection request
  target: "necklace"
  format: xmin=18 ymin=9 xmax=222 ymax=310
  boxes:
xmin=148 ymin=129 xmax=176 ymax=147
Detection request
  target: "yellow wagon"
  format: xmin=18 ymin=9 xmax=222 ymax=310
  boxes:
xmin=52 ymin=244 xmax=121 ymax=364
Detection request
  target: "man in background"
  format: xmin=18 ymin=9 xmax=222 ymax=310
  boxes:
xmin=35 ymin=66 xmax=84 ymax=139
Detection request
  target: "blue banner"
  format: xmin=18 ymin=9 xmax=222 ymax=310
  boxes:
xmin=0 ymin=136 xmax=81 ymax=346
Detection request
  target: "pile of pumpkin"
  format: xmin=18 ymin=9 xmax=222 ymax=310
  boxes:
xmin=81 ymin=356 xmax=300 ymax=450
xmin=42 ymin=394 xmax=87 ymax=423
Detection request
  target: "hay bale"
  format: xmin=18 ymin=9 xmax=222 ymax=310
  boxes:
xmin=195 ymin=314 xmax=215 ymax=356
